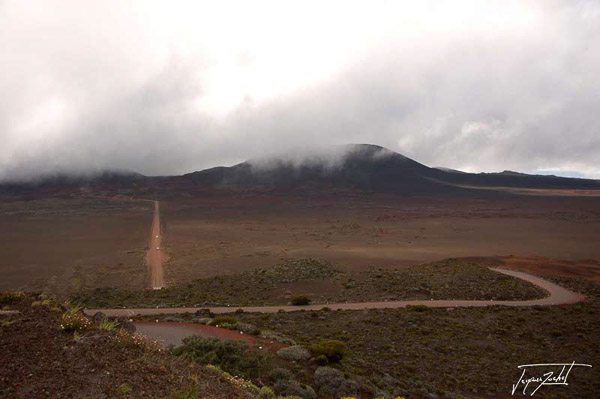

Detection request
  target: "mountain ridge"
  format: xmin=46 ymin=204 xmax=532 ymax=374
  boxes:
xmin=2 ymin=144 xmax=599 ymax=196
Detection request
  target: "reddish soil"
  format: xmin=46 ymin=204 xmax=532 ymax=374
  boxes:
xmin=497 ymin=255 xmax=600 ymax=281
xmin=133 ymin=321 xmax=256 ymax=346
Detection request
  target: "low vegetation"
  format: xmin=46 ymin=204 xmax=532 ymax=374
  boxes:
xmin=172 ymin=337 xmax=274 ymax=381
xmin=291 ymin=296 xmax=311 ymax=306
xmin=75 ymin=258 xmax=546 ymax=308
xmin=232 ymin=276 xmax=600 ymax=399
xmin=310 ymin=340 xmax=346 ymax=363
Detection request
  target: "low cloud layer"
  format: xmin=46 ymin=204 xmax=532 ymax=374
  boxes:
xmin=1 ymin=0 xmax=599 ymax=181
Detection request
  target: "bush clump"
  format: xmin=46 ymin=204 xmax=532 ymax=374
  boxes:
xmin=114 ymin=383 xmax=133 ymax=395
xmin=277 ymin=345 xmax=311 ymax=361
xmin=407 ymin=304 xmax=430 ymax=312
xmin=209 ymin=316 xmax=238 ymax=327
xmin=59 ymin=305 xmax=92 ymax=332
xmin=273 ymin=379 xmax=316 ymax=399
xmin=314 ymin=355 xmax=329 ymax=366
xmin=270 ymin=367 xmax=293 ymax=381
xmin=314 ymin=367 xmax=359 ymax=398
xmin=172 ymin=336 xmax=273 ymax=381
xmin=291 ymin=296 xmax=311 ymax=306
xmin=311 ymin=339 xmax=346 ymax=363
xmin=258 ymin=386 xmax=275 ymax=399
xmin=0 ymin=290 xmax=25 ymax=305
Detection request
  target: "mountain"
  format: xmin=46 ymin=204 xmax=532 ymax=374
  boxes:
xmin=0 ymin=170 xmax=146 ymax=197
xmin=180 ymin=144 xmax=446 ymax=193
xmin=180 ymin=143 xmax=600 ymax=193
xmin=2 ymin=144 xmax=599 ymax=197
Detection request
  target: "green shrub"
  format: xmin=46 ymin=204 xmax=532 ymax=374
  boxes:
xmin=115 ymin=383 xmax=133 ymax=395
xmin=259 ymin=386 xmax=276 ymax=399
xmin=270 ymin=367 xmax=293 ymax=381
xmin=31 ymin=299 xmax=52 ymax=307
xmin=291 ymin=296 xmax=311 ymax=306
xmin=209 ymin=316 xmax=238 ymax=327
xmin=274 ymin=380 xmax=316 ymax=399
xmin=407 ymin=305 xmax=430 ymax=312
xmin=59 ymin=305 xmax=92 ymax=332
xmin=0 ymin=290 xmax=25 ymax=305
xmin=311 ymin=339 xmax=346 ymax=363
xmin=171 ymin=381 xmax=198 ymax=399
xmin=277 ymin=345 xmax=311 ymax=361
xmin=114 ymin=329 xmax=161 ymax=351
xmin=98 ymin=319 xmax=120 ymax=331
xmin=314 ymin=355 xmax=329 ymax=366
xmin=172 ymin=336 xmax=273 ymax=381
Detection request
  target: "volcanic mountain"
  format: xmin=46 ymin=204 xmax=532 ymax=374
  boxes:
xmin=178 ymin=144 xmax=600 ymax=194
xmin=2 ymin=144 xmax=600 ymax=197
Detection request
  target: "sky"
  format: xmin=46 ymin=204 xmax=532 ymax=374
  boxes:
xmin=1 ymin=0 xmax=599 ymax=181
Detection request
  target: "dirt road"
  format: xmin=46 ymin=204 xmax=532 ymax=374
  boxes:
xmin=86 ymin=268 xmax=585 ymax=317
xmin=146 ymin=201 xmax=164 ymax=289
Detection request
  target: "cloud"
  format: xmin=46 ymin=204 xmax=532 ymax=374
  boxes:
xmin=1 ymin=0 xmax=599 ymax=181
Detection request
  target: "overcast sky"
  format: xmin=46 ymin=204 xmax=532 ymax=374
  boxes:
xmin=1 ymin=0 xmax=599 ymax=181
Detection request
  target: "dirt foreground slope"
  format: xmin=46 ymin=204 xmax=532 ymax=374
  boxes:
xmin=0 ymin=292 xmax=257 ymax=399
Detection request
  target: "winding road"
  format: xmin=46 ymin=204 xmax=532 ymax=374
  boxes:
xmin=86 ymin=268 xmax=585 ymax=318
xmin=85 ymin=207 xmax=586 ymax=345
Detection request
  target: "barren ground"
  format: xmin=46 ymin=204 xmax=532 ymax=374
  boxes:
xmin=1 ymin=191 xmax=599 ymax=296
xmin=0 ymin=197 xmax=152 ymax=294
xmin=160 ymin=192 xmax=600 ymax=284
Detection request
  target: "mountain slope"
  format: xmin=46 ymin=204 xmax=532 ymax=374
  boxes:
xmin=181 ymin=144 xmax=449 ymax=194
xmin=2 ymin=144 xmax=599 ymax=197
xmin=180 ymin=143 xmax=600 ymax=193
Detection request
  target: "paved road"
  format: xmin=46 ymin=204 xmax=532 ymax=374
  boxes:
xmin=85 ymin=268 xmax=585 ymax=318
xmin=146 ymin=201 xmax=164 ymax=289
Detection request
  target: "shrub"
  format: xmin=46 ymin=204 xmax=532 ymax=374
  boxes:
xmin=59 ymin=305 xmax=92 ymax=332
xmin=115 ymin=329 xmax=162 ymax=351
xmin=314 ymin=367 xmax=359 ymax=398
xmin=172 ymin=336 xmax=273 ymax=381
xmin=0 ymin=290 xmax=25 ymax=305
xmin=259 ymin=386 xmax=276 ymax=399
xmin=209 ymin=316 xmax=238 ymax=327
xmin=97 ymin=319 xmax=120 ymax=331
xmin=205 ymin=364 xmax=261 ymax=394
xmin=274 ymin=380 xmax=316 ymax=399
xmin=31 ymin=299 xmax=52 ymax=307
xmin=314 ymin=355 xmax=329 ymax=366
xmin=115 ymin=383 xmax=132 ymax=395
xmin=277 ymin=345 xmax=311 ymax=361
xmin=270 ymin=367 xmax=293 ymax=381
xmin=311 ymin=339 xmax=346 ymax=363
xmin=407 ymin=305 xmax=430 ymax=312
xmin=291 ymin=296 xmax=311 ymax=306
xmin=231 ymin=322 xmax=259 ymax=335
xmin=171 ymin=380 xmax=198 ymax=399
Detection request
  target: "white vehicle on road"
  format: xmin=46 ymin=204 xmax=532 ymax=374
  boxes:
xmin=156 ymin=247 xmax=160 ymax=250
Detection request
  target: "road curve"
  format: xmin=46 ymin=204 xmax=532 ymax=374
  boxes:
xmin=146 ymin=201 xmax=164 ymax=289
xmin=85 ymin=268 xmax=585 ymax=318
